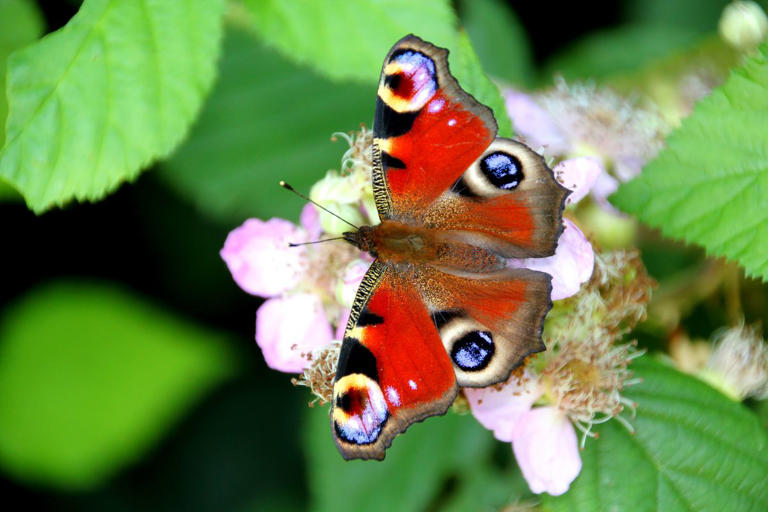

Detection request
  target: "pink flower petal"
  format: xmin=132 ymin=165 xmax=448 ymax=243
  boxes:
xmin=220 ymin=218 xmax=307 ymax=297
xmin=335 ymin=309 xmax=350 ymax=339
xmin=553 ymin=157 xmax=604 ymax=206
xmin=335 ymin=259 xmax=372 ymax=309
xmin=591 ymin=171 xmax=621 ymax=213
xmin=300 ymin=204 xmax=323 ymax=240
xmin=255 ymin=293 xmax=333 ymax=373
xmin=504 ymin=89 xmax=570 ymax=155
xmin=510 ymin=219 xmax=594 ymax=301
xmin=511 ymin=406 xmax=581 ymax=496
xmin=614 ymin=155 xmax=645 ymax=182
xmin=465 ymin=372 xmax=542 ymax=442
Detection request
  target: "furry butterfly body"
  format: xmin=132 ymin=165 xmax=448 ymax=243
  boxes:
xmin=331 ymin=35 xmax=568 ymax=460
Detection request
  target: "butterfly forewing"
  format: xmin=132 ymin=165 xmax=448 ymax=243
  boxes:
xmin=372 ymin=35 xmax=497 ymax=220
xmin=332 ymin=261 xmax=457 ymax=460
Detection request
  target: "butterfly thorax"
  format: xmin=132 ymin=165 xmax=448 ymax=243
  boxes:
xmin=344 ymin=221 xmax=506 ymax=273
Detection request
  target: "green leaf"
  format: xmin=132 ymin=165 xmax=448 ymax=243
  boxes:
xmin=305 ymin=406 xmax=495 ymax=512
xmin=162 ymin=28 xmax=512 ymax=223
xmin=0 ymin=0 xmax=44 ymax=147
xmin=161 ymin=28 xmax=373 ymax=223
xmin=450 ymin=30 xmax=514 ymax=138
xmin=0 ymin=0 xmax=225 ymax=213
xmin=544 ymin=24 xmax=701 ymax=82
xmin=544 ymin=358 xmax=768 ymax=511
xmin=238 ymin=0 xmax=457 ymax=83
xmin=0 ymin=177 xmax=21 ymax=201
xmin=0 ymin=281 xmax=237 ymax=490
xmin=0 ymin=0 xmax=41 ymax=204
xmin=440 ymin=465 xmax=529 ymax=512
xmin=458 ymin=0 xmax=534 ymax=88
xmin=612 ymin=43 xmax=768 ymax=280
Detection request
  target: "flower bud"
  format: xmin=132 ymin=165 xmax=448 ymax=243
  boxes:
xmin=707 ymin=324 xmax=768 ymax=400
xmin=580 ymin=202 xmax=637 ymax=249
xmin=309 ymin=171 xmax=366 ymax=235
xmin=719 ymin=1 xmax=768 ymax=51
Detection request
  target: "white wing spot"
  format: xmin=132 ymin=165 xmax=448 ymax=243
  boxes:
xmin=386 ymin=386 xmax=401 ymax=406
xmin=428 ymin=98 xmax=445 ymax=113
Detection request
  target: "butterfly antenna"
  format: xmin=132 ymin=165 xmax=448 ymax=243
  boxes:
xmin=279 ymin=181 xmax=360 ymax=230
xmin=288 ymin=237 xmax=345 ymax=248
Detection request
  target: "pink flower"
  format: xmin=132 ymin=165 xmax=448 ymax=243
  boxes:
xmin=220 ymin=218 xmax=308 ymax=297
xmin=504 ymin=84 xmax=667 ymax=213
xmin=511 ymin=406 xmax=581 ymax=496
xmin=334 ymin=310 xmax=349 ymax=339
xmin=554 ymin=157 xmax=603 ymax=206
xmin=511 ymin=219 xmax=594 ymax=301
xmin=467 ymin=376 xmax=582 ymax=495
xmin=465 ymin=372 xmax=541 ymax=442
xmin=335 ymin=258 xmax=372 ymax=309
xmin=255 ymin=293 xmax=333 ymax=373
xmin=591 ymin=171 xmax=621 ymax=213
xmin=300 ymin=204 xmax=323 ymax=240
xmin=505 ymin=90 xmax=570 ymax=154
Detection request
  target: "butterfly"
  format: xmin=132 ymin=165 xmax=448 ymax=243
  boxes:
xmin=331 ymin=35 xmax=568 ymax=460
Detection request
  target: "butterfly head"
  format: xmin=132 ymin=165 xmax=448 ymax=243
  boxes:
xmin=343 ymin=226 xmax=378 ymax=257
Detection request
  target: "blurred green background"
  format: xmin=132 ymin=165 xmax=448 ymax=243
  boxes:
xmin=2 ymin=0 xmax=768 ymax=510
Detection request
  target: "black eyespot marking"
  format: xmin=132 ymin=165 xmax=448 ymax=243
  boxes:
xmin=384 ymin=72 xmax=402 ymax=91
xmin=431 ymin=309 xmax=463 ymax=330
xmin=381 ymin=151 xmax=406 ymax=170
xmin=388 ymin=49 xmax=437 ymax=90
xmin=357 ymin=309 xmax=384 ymax=327
xmin=374 ymin=97 xmax=418 ymax=138
xmin=336 ymin=338 xmax=378 ymax=381
xmin=451 ymin=331 xmax=495 ymax=371
xmin=336 ymin=392 xmax=352 ymax=412
xmin=480 ymin=151 xmax=524 ymax=190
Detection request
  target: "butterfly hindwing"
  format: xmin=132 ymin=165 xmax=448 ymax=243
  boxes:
xmin=332 ymin=261 xmax=457 ymax=460
xmin=372 ymin=35 xmax=497 ymax=219
xmin=418 ymin=266 xmax=552 ymax=387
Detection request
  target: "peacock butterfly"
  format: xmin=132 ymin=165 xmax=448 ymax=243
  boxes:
xmin=331 ymin=35 xmax=568 ymax=460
